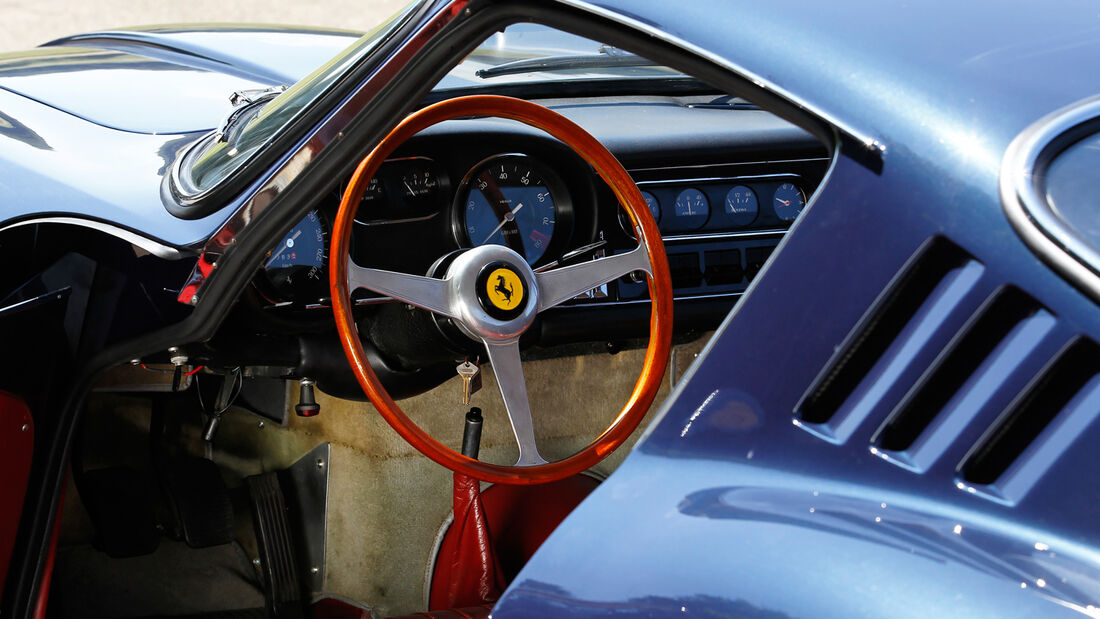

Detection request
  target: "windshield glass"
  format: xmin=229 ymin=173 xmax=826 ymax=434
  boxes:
xmin=186 ymin=19 xmax=683 ymax=196
xmin=435 ymin=23 xmax=685 ymax=91
xmin=186 ymin=3 xmax=414 ymax=194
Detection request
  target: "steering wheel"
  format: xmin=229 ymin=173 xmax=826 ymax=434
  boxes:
xmin=330 ymin=95 xmax=672 ymax=484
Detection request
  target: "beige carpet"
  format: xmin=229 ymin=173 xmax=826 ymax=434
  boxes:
xmin=207 ymin=336 xmax=710 ymax=616
xmin=65 ymin=334 xmax=711 ymax=617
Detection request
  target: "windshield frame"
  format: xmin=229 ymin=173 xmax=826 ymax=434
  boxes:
xmin=164 ymin=1 xmax=422 ymax=218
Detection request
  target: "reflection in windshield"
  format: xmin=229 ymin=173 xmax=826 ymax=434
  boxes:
xmin=186 ymin=3 xmax=414 ymax=195
xmin=185 ymin=18 xmax=682 ymax=197
xmin=436 ymin=23 xmax=682 ymax=91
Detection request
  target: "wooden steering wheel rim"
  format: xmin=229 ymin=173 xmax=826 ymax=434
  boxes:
xmin=330 ymin=95 xmax=673 ymax=484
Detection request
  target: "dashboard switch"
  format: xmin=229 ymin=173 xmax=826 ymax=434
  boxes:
xmin=745 ymin=246 xmax=775 ymax=281
xmin=668 ymin=252 xmax=703 ymax=289
xmin=703 ymin=249 xmax=743 ymax=286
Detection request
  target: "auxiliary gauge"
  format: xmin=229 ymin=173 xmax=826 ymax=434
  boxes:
xmin=773 ymin=182 xmax=805 ymax=222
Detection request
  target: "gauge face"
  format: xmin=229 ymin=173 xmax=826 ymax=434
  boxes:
xmin=773 ymin=182 xmax=805 ymax=221
xmin=641 ymin=191 xmax=661 ymax=223
xmin=724 ymin=185 xmax=759 ymax=227
xmin=400 ymin=159 xmax=442 ymax=201
xmin=263 ymin=211 xmax=327 ymax=301
xmin=619 ymin=190 xmax=661 ymax=237
xmin=672 ymin=187 xmax=710 ymax=230
xmin=350 ymin=176 xmax=385 ymax=223
xmin=459 ymin=156 xmax=570 ymax=265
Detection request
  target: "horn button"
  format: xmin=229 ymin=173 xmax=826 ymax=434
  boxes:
xmin=446 ymin=245 xmax=539 ymax=343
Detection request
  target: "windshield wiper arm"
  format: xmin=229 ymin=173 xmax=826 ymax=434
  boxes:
xmin=476 ymin=53 xmax=660 ymax=79
xmin=213 ymin=85 xmax=287 ymax=144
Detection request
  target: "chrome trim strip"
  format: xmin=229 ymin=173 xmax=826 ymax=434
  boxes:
xmin=563 ymin=291 xmax=743 ymax=309
xmin=0 ymin=217 xmax=184 ymax=259
xmin=628 ymin=157 xmax=830 ymax=175
xmin=355 ymin=212 xmax=440 ymax=226
xmin=664 ymin=230 xmax=786 ymax=243
xmin=636 ymin=173 xmax=798 ymax=187
xmin=1000 ymin=95 xmax=1100 ymax=303
xmin=555 ymin=0 xmax=883 ymax=153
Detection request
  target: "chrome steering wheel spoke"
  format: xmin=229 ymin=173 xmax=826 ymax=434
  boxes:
xmin=346 ymin=257 xmax=456 ymax=318
xmin=535 ymin=243 xmax=652 ymax=311
xmin=483 ymin=338 xmax=547 ymax=467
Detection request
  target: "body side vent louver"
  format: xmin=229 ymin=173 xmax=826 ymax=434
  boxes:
xmin=871 ymin=287 xmax=1056 ymax=472
xmin=794 ymin=238 xmax=983 ymax=443
xmin=961 ymin=338 xmax=1100 ymax=503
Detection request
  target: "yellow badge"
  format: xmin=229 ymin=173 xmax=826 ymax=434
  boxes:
xmin=485 ymin=268 xmax=524 ymax=311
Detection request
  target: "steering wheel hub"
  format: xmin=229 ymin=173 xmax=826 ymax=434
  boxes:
xmin=444 ymin=245 xmax=538 ymax=343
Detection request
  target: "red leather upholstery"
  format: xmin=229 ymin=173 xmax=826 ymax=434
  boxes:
xmin=432 ymin=473 xmax=508 ymax=609
xmin=428 ymin=474 xmax=600 ymax=611
xmin=0 ymin=391 xmax=33 ymax=597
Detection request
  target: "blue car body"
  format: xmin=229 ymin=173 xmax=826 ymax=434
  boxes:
xmin=1 ymin=0 xmax=1098 ymax=617
xmin=496 ymin=1 xmax=1100 ymax=616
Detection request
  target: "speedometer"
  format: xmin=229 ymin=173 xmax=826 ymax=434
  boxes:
xmin=262 ymin=210 xmax=328 ymax=302
xmin=455 ymin=155 xmax=572 ymax=265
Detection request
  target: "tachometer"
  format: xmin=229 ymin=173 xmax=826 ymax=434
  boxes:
xmin=456 ymin=155 xmax=571 ymax=265
xmin=262 ymin=210 xmax=328 ymax=302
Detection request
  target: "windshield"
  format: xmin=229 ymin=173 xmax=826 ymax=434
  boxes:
xmin=184 ymin=19 xmax=683 ymax=196
xmin=435 ymin=24 xmax=685 ymax=91
xmin=185 ymin=3 xmax=414 ymax=195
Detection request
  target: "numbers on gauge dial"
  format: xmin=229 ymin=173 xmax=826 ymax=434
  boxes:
xmin=724 ymin=185 xmax=758 ymax=227
xmin=463 ymin=159 xmax=557 ymax=265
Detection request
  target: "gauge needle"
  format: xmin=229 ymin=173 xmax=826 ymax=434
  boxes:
xmin=776 ymin=198 xmax=791 ymax=206
xmin=269 ymin=230 xmax=302 ymax=261
xmin=481 ymin=202 xmax=525 ymax=245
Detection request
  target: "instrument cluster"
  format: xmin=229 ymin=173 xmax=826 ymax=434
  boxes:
xmin=256 ymin=138 xmax=820 ymax=310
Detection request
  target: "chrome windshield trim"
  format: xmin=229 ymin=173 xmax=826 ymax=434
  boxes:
xmin=177 ymin=0 xmax=469 ymax=305
xmin=0 ymin=217 xmax=184 ymax=259
xmin=1000 ymin=94 xmax=1100 ymax=303
xmin=555 ymin=0 xmax=883 ymax=154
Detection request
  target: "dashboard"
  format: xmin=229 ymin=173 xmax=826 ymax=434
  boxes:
xmin=252 ymin=95 xmax=829 ymax=350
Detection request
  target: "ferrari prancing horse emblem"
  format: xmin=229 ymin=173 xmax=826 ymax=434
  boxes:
xmin=485 ymin=267 xmax=524 ymax=311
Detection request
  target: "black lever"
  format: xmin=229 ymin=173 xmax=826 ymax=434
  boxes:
xmin=295 ymin=378 xmax=320 ymax=417
xmin=203 ymin=370 xmax=239 ymax=442
xmin=461 ymin=407 xmax=483 ymax=459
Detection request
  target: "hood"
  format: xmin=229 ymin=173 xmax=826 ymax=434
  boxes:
xmin=0 ymin=25 xmax=362 ymax=134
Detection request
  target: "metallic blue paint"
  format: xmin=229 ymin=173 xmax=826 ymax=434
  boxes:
xmin=493 ymin=2 xmax=1100 ymax=615
xmin=0 ymin=27 xmax=360 ymax=134
xmin=0 ymin=26 xmax=364 ymax=249
xmin=0 ymin=0 xmax=1098 ymax=614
